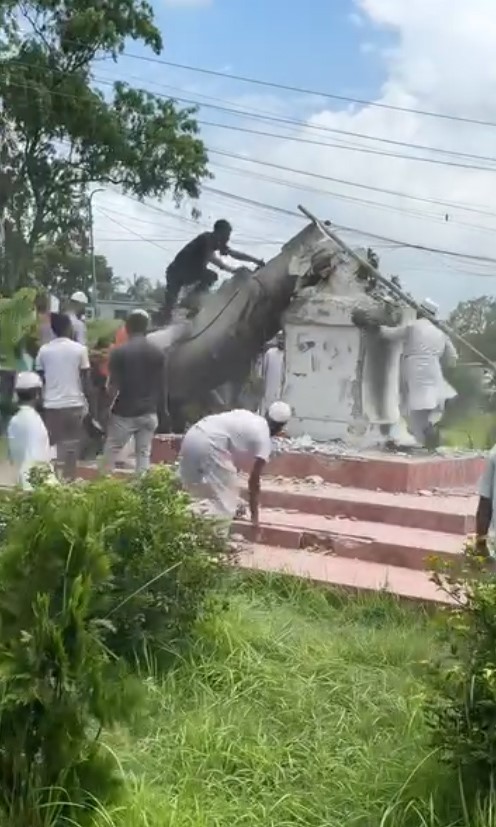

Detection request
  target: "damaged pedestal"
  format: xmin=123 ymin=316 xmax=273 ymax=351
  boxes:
xmin=283 ymin=241 xmax=414 ymax=445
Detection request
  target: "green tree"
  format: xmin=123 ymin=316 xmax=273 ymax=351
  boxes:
xmin=126 ymin=273 xmax=155 ymax=302
xmin=0 ymin=0 xmax=209 ymax=289
xmin=31 ymin=240 xmax=122 ymax=299
xmin=448 ymin=296 xmax=496 ymax=359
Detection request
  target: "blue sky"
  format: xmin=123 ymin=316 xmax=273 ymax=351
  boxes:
xmin=152 ymin=0 xmax=391 ymax=102
xmin=97 ymin=0 xmax=496 ymax=312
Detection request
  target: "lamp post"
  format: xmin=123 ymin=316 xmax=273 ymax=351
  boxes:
xmin=88 ymin=188 xmax=104 ymax=316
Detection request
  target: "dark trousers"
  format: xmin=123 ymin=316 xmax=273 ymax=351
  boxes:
xmin=161 ymin=266 xmax=218 ymax=323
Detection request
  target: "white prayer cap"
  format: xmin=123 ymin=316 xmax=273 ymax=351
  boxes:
xmin=130 ymin=308 xmax=150 ymax=320
xmin=15 ymin=371 xmax=42 ymax=391
xmin=268 ymin=401 xmax=291 ymax=424
xmin=420 ymin=298 xmax=438 ymax=316
xmin=70 ymin=291 xmax=88 ymax=304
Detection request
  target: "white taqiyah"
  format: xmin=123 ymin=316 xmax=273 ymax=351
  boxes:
xmin=14 ymin=371 xmax=42 ymax=391
xmin=420 ymin=298 xmax=438 ymax=316
xmin=70 ymin=291 xmax=88 ymax=304
xmin=267 ymin=400 xmax=291 ymax=424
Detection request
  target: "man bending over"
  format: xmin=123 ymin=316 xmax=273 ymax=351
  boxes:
xmin=179 ymin=401 xmax=291 ymax=527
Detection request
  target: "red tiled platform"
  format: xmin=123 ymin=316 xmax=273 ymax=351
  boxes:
xmin=257 ymin=478 xmax=476 ymax=535
xmin=232 ymin=509 xmax=465 ymax=570
xmin=78 ymin=437 xmax=482 ymax=604
xmin=237 ymin=545 xmax=453 ymax=605
xmin=151 ymin=435 xmax=484 ymax=493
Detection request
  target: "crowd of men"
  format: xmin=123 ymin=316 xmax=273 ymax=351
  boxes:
xmin=7 ymin=220 xmax=290 ymax=532
xmin=8 ymin=220 xmax=496 ymax=551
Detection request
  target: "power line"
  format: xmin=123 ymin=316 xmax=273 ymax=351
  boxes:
xmin=207 ymin=147 xmax=496 ymax=218
xmin=198 ymin=118 xmax=496 ymax=175
xmin=95 ymin=207 xmax=170 ymax=252
xmin=5 ymin=68 xmax=496 ymax=265
xmin=6 ymin=74 xmax=496 ymax=220
xmin=94 ymin=68 xmax=496 ymax=165
xmin=211 ymin=161 xmax=496 ymax=235
xmin=202 ymin=185 xmax=496 ymax=265
xmin=123 ymin=53 xmax=496 ymax=130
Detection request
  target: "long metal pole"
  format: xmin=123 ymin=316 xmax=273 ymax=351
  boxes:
xmin=297 ymin=204 xmax=496 ymax=373
xmin=88 ymin=188 xmax=104 ymax=316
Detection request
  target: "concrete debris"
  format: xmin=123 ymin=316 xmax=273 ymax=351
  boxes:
xmin=272 ymin=434 xmax=485 ymax=459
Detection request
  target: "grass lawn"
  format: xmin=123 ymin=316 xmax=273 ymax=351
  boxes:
xmin=442 ymin=411 xmax=496 ymax=450
xmin=106 ymin=575 xmax=471 ymax=827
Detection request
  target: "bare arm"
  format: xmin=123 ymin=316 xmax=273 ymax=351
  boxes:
xmin=248 ymin=457 xmax=266 ymax=525
xmin=226 ymin=247 xmax=264 ymax=267
xmin=208 ymin=251 xmax=237 ymax=273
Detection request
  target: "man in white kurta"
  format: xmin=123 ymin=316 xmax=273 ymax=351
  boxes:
xmin=179 ymin=401 xmax=291 ymax=528
xmin=379 ymin=299 xmax=457 ymax=446
xmin=7 ymin=372 xmax=57 ymax=489
xmin=260 ymin=332 xmax=284 ymax=415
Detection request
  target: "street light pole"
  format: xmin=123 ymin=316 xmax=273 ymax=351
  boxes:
xmin=88 ymin=188 xmax=104 ymax=316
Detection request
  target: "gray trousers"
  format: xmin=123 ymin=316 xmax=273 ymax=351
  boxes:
xmin=407 ymin=409 xmax=433 ymax=446
xmin=104 ymin=412 xmax=157 ymax=474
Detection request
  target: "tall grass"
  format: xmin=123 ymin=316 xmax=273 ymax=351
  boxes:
xmin=100 ymin=574 xmax=479 ymax=827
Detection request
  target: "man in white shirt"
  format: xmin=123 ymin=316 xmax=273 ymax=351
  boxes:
xmin=68 ymin=291 xmax=88 ymax=345
xmin=7 ymin=372 xmax=57 ymax=489
xmin=36 ymin=313 xmax=93 ymax=480
xmin=179 ymin=401 xmax=291 ymax=528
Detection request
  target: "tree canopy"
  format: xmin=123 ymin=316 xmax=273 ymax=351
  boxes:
xmin=448 ymin=296 xmax=496 ymax=361
xmin=31 ymin=240 xmax=121 ymax=299
xmin=0 ymin=0 xmax=209 ymax=291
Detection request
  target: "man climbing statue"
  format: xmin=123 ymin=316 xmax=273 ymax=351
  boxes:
xmin=161 ymin=219 xmax=265 ymax=322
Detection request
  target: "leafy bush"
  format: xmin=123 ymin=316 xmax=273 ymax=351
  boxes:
xmin=0 ymin=482 xmax=138 ymax=827
xmin=0 ymin=466 xmax=228 ymax=826
xmin=426 ymin=554 xmax=496 ymax=795
xmin=90 ymin=467 xmax=229 ymax=662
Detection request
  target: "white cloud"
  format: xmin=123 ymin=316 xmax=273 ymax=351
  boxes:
xmin=97 ymin=0 xmax=496 ymax=313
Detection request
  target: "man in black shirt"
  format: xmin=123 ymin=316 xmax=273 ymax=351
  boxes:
xmin=161 ymin=219 xmax=265 ymax=322
xmin=103 ymin=310 xmax=165 ymax=474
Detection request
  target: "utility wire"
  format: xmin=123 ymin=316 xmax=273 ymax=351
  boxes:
xmin=123 ymin=52 xmax=496 ymax=130
xmin=202 ymin=186 xmax=496 ymax=265
xmin=6 ymin=74 xmax=496 ymax=219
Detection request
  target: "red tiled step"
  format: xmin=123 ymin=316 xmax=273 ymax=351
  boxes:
xmin=255 ymin=478 xmax=476 ymax=535
xmin=232 ymin=509 xmax=465 ymax=570
xmin=151 ymin=435 xmax=484 ymax=493
xmin=237 ymin=544 xmax=453 ymax=605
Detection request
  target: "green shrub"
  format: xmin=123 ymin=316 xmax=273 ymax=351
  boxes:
xmin=0 ymin=482 xmax=138 ymax=827
xmin=88 ymin=467 xmax=229 ymax=663
xmin=0 ymin=466 xmax=228 ymax=826
xmin=426 ymin=554 xmax=496 ymax=795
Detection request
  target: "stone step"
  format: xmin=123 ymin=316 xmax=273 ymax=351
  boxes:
xmin=237 ymin=544 xmax=453 ymax=605
xmin=257 ymin=478 xmax=476 ymax=535
xmin=151 ymin=435 xmax=484 ymax=493
xmin=232 ymin=509 xmax=465 ymax=570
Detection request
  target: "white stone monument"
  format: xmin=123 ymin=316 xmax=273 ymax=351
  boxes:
xmin=282 ymin=239 xmax=414 ymax=446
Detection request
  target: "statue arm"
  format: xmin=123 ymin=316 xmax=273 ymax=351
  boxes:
xmin=378 ymin=324 xmax=408 ymax=342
